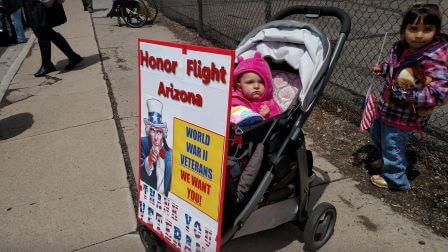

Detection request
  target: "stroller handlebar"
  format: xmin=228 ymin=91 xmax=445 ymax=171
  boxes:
xmin=271 ymin=5 xmax=351 ymax=35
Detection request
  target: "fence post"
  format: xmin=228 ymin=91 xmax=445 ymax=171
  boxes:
xmin=197 ymin=0 xmax=204 ymax=36
xmin=264 ymin=0 xmax=272 ymax=22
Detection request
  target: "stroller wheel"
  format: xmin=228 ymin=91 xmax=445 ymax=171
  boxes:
xmin=303 ymin=202 xmax=337 ymax=251
xmin=138 ymin=225 xmax=165 ymax=252
xmin=121 ymin=0 xmax=149 ymax=28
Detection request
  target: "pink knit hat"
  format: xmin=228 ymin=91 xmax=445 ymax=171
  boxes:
xmin=234 ymin=51 xmax=273 ymax=101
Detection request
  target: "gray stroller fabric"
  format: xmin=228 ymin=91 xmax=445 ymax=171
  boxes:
xmin=236 ymin=20 xmax=331 ymax=112
xmin=236 ymin=143 xmax=264 ymax=201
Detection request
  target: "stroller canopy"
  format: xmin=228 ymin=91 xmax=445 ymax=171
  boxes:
xmin=236 ymin=20 xmax=331 ymax=112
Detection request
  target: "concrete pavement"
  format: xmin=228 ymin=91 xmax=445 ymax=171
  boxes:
xmin=0 ymin=30 xmax=35 ymax=103
xmin=0 ymin=1 xmax=142 ymax=251
xmin=91 ymin=0 xmax=448 ymax=250
xmin=0 ymin=0 xmax=447 ymax=251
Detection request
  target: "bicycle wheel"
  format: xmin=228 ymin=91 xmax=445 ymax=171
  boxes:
xmin=144 ymin=0 xmax=158 ymax=23
xmin=121 ymin=0 xmax=148 ymax=28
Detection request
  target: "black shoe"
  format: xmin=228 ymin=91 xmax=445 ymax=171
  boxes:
xmin=65 ymin=54 xmax=83 ymax=70
xmin=34 ymin=64 xmax=56 ymax=77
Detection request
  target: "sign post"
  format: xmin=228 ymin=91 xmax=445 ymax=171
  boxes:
xmin=137 ymin=39 xmax=234 ymax=251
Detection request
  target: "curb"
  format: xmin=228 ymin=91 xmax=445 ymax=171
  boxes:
xmin=0 ymin=34 xmax=36 ymax=103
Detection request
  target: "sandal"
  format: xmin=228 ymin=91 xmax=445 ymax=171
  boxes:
xmin=371 ymin=159 xmax=383 ymax=169
xmin=370 ymin=175 xmax=388 ymax=189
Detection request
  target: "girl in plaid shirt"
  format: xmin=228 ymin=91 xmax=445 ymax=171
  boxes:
xmin=371 ymin=4 xmax=448 ymax=190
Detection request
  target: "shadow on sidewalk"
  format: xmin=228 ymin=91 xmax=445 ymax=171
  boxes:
xmin=54 ymin=53 xmax=109 ymax=73
xmin=0 ymin=113 xmax=34 ymax=140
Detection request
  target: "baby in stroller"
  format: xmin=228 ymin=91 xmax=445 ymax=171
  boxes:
xmin=228 ymin=50 xmax=316 ymax=201
xmin=222 ymin=6 xmax=350 ymax=250
xmin=230 ymin=51 xmax=282 ymax=127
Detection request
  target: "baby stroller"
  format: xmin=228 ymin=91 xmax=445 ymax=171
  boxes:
xmin=221 ymin=5 xmax=351 ymax=250
xmin=107 ymin=0 xmax=158 ymax=28
xmin=138 ymin=5 xmax=351 ymax=252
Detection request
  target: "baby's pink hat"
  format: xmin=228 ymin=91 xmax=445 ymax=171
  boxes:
xmin=234 ymin=51 xmax=273 ymax=101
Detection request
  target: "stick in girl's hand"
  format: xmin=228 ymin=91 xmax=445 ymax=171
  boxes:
xmin=377 ymin=32 xmax=388 ymax=65
xmin=373 ymin=32 xmax=389 ymax=76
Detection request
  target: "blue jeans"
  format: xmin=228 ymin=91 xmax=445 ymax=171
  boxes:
xmin=370 ymin=119 xmax=410 ymax=190
xmin=10 ymin=8 xmax=26 ymax=43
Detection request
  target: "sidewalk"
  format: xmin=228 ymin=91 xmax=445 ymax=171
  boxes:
xmin=0 ymin=1 xmax=447 ymax=251
xmin=0 ymin=29 xmax=35 ymax=103
xmin=91 ymin=2 xmax=448 ymax=251
xmin=0 ymin=1 xmax=142 ymax=251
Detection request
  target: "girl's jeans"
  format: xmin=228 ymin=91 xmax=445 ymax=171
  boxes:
xmin=370 ymin=119 xmax=410 ymax=190
xmin=11 ymin=8 xmax=26 ymax=43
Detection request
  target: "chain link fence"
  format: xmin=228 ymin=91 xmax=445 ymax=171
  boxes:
xmin=154 ymin=0 xmax=448 ymax=147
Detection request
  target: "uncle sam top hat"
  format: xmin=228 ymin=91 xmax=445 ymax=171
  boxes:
xmin=144 ymin=99 xmax=167 ymax=129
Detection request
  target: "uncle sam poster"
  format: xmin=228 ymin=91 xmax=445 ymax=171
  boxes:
xmin=138 ymin=38 xmax=234 ymax=251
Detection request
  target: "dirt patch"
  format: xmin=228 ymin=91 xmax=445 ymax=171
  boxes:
xmin=303 ymin=97 xmax=448 ymax=238
xmin=159 ymin=13 xmax=448 ymax=238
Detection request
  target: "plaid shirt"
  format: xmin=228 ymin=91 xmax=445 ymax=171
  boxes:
xmin=377 ymin=35 xmax=448 ymax=131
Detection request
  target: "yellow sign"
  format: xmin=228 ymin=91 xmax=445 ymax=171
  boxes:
xmin=171 ymin=118 xmax=224 ymax=220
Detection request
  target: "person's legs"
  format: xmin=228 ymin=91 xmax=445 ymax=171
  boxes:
xmin=85 ymin=0 xmax=93 ymax=13
xmin=81 ymin=0 xmax=93 ymax=12
xmin=35 ymin=29 xmax=56 ymax=77
xmin=369 ymin=119 xmax=384 ymax=169
xmin=370 ymin=119 xmax=382 ymax=151
xmin=379 ymin=123 xmax=410 ymax=190
xmin=10 ymin=8 xmax=26 ymax=43
xmin=48 ymin=28 xmax=83 ymax=70
xmin=81 ymin=0 xmax=87 ymax=11
xmin=107 ymin=0 xmax=119 ymax=17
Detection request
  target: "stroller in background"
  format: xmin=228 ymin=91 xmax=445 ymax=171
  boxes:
xmin=139 ymin=5 xmax=351 ymax=251
xmin=107 ymin=0 xmax=158 ymax=28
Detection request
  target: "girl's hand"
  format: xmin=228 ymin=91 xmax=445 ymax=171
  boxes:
xmin=373 ymin=64 xmax=382 ymax=76
xmin=259 ymin=105 xmax=270 ymax=118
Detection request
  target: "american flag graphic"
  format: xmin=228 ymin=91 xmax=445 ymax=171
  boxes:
xmin=360 ymin=85 xmax=378 ymax=132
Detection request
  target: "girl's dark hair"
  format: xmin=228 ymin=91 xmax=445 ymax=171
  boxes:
xmin=400 ymin=4 xmax=442 ymax=35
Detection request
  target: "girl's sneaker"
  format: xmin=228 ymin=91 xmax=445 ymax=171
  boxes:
xmin=371 ymin=159 xmax=383 ymax=169
xmin=370 ymin=175 xmax=388 ymax=188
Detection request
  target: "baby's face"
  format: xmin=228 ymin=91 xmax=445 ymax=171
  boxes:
xmin=237 ymin=72 xmax=265 ymax=101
